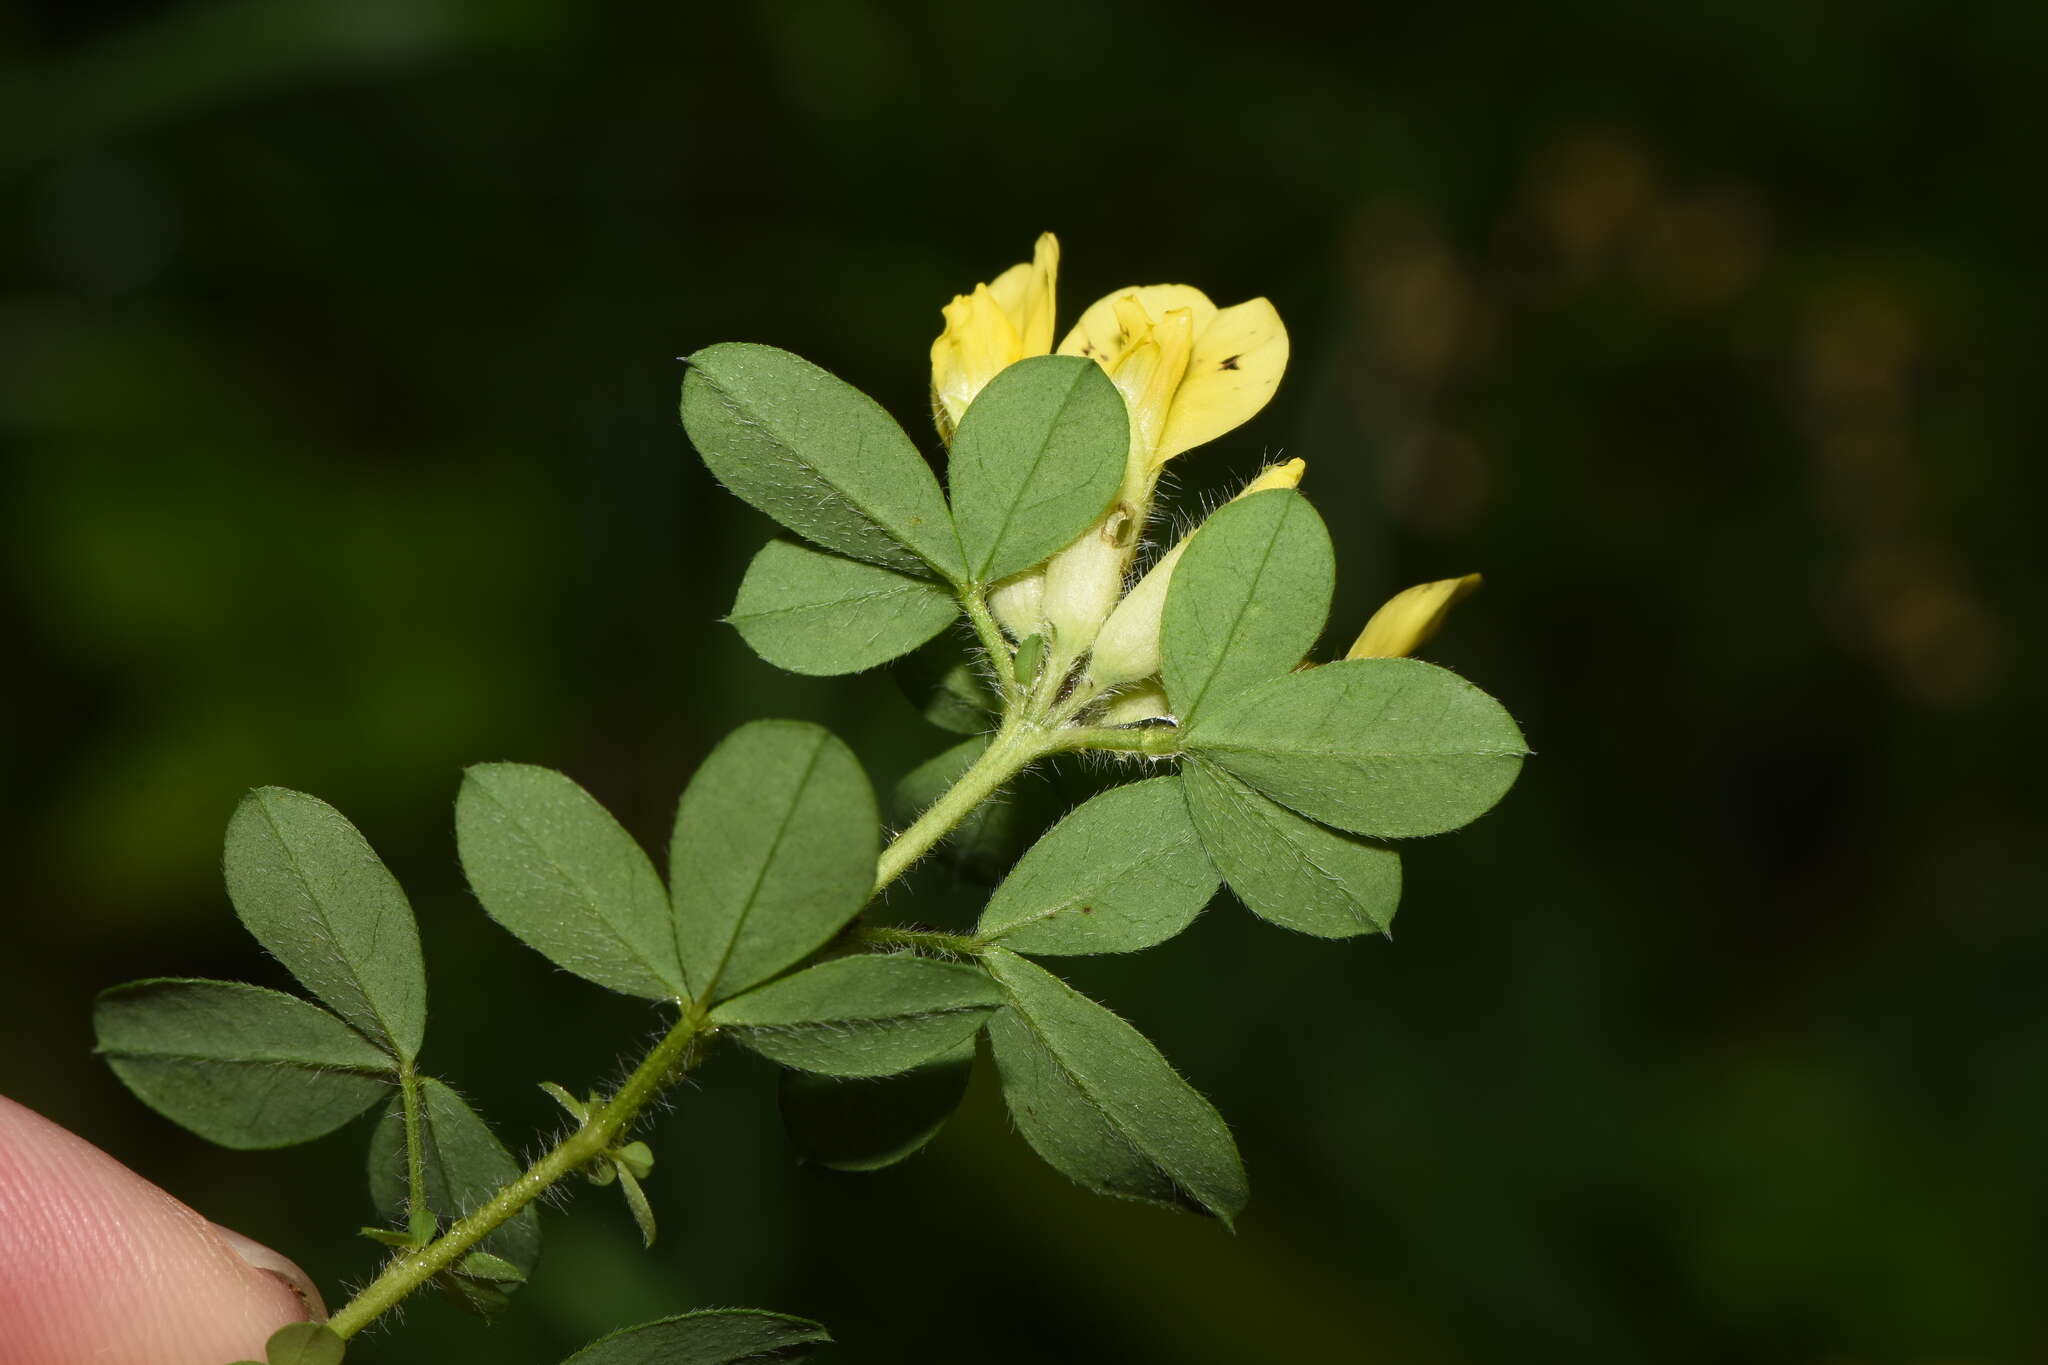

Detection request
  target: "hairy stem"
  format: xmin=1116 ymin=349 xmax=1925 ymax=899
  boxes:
xmin=872 ymin=723 xmax=1049 ymax=895
xmin=398 ymin=1064 xmax=429 ymax=1233
xmin=327 ymin=1007 xmax=709 ymax=1338
xmin=1054 ymin=724 xmax=1182 ymax=757
xmin=853 ymin=925 xmax=981 ymax=957
xmin=327 ymin=703 xmax=1049 ymax=1338
xmin=961 ymin=590 xmax=1019 ymax=720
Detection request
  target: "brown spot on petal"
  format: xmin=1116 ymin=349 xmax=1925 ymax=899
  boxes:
xmin=1219 ymin=354 xmax=1242 ymax=371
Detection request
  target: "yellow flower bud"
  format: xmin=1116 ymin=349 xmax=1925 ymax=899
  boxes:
xmin=930 ymin=233 xmax=1059 ymax=439
xmin=1345 ymin=574 xmax=1483 ymax=660
xmin=1237 ymin=457 xmax=1305 ymax=497
xmin=1088 ymin=462 xmax=1308 ymax=688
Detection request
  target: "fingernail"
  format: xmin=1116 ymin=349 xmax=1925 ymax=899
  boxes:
xmin=213 ymin=1223 xmax=328 ymax=1321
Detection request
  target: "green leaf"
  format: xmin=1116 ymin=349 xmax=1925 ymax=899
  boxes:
xmin=367 ymin=1077 xmax=540 ymax=1277
xmin=670 ymin=720 xmax=877 ymax=1002
xmin=616 ymin=1164 xmax=657 ymax=1247
xmin=1159 ymin=489 xmax=1333 ymax=722
xmin=682 ymin=341 xmax=964 ymax=580
xmin=892 ymin=634 xmax=998 ymax=735
xmin=727 ymin=538 xmax=960 ymax=676
xmin=947 ymin=354 xmax=1127 ymax=583
xmin=455 ymin=764 xmax=685 ymax=1000
xmin=560 ymin=1309 xmax=831 ymax=1365
xmin=974 ymin=778 xmax=1218 ymax=955
xmin=779 ymin=1036 xmax=974 ymax=1171
xmin=983 ymin=950 xmax=1246 ymax=1224
xmin=223 ymin=787 xmax=427 ymax=1061
xmin=1184 ymin=657 xmax=1527 ymax=838
xmin=1180 ymin=759 xmax=1401 ymax=937
xmin=94 ymin=979 xmax=393 ymax=1149
xmin=455 ymin=1250 xmax=527 ymax=1285
xmin=712 ymin=955 xmax=1001 ymax=1078
xmin=265 ymin=1322 xmax=345 ymax=1365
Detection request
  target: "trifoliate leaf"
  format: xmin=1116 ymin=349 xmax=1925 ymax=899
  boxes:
xmin=1159 ymin=489 xmax=1332 ymax=722
xmin=223 ymin=788 xmax=426 ymax=1061
xmin=367 ymin=1077 xmax=539 ymax=1279
xmin=728 ymin=538 xmax=959 ymax=676
xmin=94 ymin=978 xmax=393 ymax=1149
xmin=455 ymin=763 xmax=685 ymax=1000
xmin=947 ymin=355 xmax=1127 ymax=583
xmin=891 ymin=634 xmax=999 ymax=735
xmin=984 ymin=950 xmax=1246 ymax=1224
xmin=670 ymin=721 xmax=877 ymax=1002
xmin=1184 ymin=657 xmax=1527 ymax=837
xmin=974 ymin=778 xmax=1217 ymax=955
xmin=711 ymin=955 xmax=1001 ymax=1078
xmin=1180 ymin=759 xmax=1401 ymax=937
xmin=558 ymin=1309 xmax=832 ymax=1364
xmin=264 ymin=1322 xmax=344 ymax=1365
xmin=779 ymin=1037 xmax=974 ymax=1171
xmin=682 ymin=342 xmax=964 ymax=581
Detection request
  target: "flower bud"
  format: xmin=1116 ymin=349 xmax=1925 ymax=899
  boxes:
xmin=1098 ymin=680 xmax=1172 ymax=726
xmin=1040 ymin=505 xmax=1133 ymax=655
xmin=1087 ymin=460 xmax=1306 ymax=688
xmin=1345 ymin=574 xmax=1482 ymax=659
xmin=988 ymin=570 xmax=1046 ymax=639
xmin=1086 ymin=539 xmax=1186 ymax=688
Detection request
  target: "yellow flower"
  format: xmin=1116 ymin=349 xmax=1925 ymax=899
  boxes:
xmin=1345 ymin=574 xmax=1483 ymax=660
xmin=930 ymin=233 xmax=1059 ymax=440
xmin=1058 ymin=284 xmax=1288 ymax=476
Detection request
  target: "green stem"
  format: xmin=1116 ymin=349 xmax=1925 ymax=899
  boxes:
xmin=873 ymin=723 xmax=1048 ymax=895
xmin=326 ymin=1006 xmax=709 ymax=1339
xmin=961 ymin=590 xmax=1019 ymax=720
xmin=1054 ymin=725 xmax=1182 ymax=757
xmin=854 ymin=925 xmax=982 ymax=957
xmin=398 ymin=1064 xmax=429 ymax=1233
xmin=328 ymin=639 xmax=1057 ymax=1338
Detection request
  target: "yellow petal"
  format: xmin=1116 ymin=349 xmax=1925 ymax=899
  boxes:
xmin=1057 ymin=284 xmax=1218 ymax=366
xmin=1110 ymin=307 xmax=1195 ymax=463
xmin=930 ymin=283 xmax=1025 ymax=433
xmin=986 ymin=233 xmax=1059 ymax=357
xmin=930 ymin=235 xmax=1061 ymax=438
xmin=1154 ymin=297 xmax=1288 ymax=462
xmin=1345 ymin=574 xmax=1483 ymax=660
xmin=1235 ymin=457 xmax=1305 ymax=498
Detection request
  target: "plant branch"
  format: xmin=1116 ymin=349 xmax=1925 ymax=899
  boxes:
xmin=397 ymin=1064 xmax=429 ymax=1234
xmin=1053 ymin=725 xmax=1182 ymax=757
xmin=960 ymin=590 xmax=1019 ymax=720
xmin=330 ymin=663 xmax=1065 ymax=1338
xmin=872 ymin=723 xmax=1049 ymax=896
xmin=326 ymin=1006 xmax=710 ymax=1339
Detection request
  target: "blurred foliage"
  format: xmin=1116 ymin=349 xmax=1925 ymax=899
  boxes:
xmin=3 ymin=1 xmax=2044 ymax=1361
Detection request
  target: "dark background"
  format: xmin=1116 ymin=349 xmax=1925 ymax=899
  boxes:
xmin=4 ymin=2 xmax=2044 ymax=1361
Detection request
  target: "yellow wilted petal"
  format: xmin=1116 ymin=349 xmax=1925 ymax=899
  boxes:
xmin=930 ymin=284 xmax=1025 ymax=434
xmin=986 ymin=232 xmax=1059 ymax=357
xmin=1057 ymin=284 xmax=1218 ymax=367
xmin=1346 ymin=574 xmax=1483 ymax=660
xmin=931 ymin=235 xmax=1061 ymax=438
xmin=1154 ymin=297 xmax=1288 ymax=462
